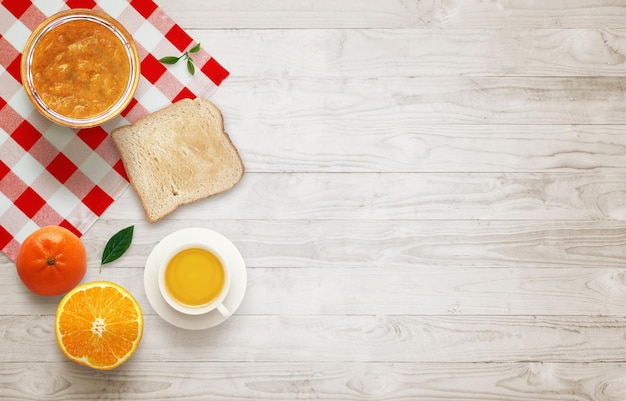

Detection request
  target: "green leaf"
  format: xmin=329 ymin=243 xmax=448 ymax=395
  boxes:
xmin=160 ymin=50 xmax=197 ymax=76
xmin=101 ymin=225 xmax=135 ymax=268
xmin=187 ymin=58 xmax=195 ymax=75
xmin=159 ymin=56 xmax=181 ymax=65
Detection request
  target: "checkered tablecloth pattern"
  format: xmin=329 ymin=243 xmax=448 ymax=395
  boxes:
xmin=0 ymin=0 xmax=229 ymax=261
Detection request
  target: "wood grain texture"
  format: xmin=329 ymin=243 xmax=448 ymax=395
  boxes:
xmin=211 ymin=76 xmax=626 ymax=126
xmin=99 ymin=173 xmax=626 ymax=220
xmin=4 ymin=265 xmax=626 ymax=316
xmin=159 ymin=0 xmax=626 ymax=29
xmin=3 ymin=315 xmax=626 ymax=363
xmin=197 ymin=29 xmax=626 ymax=78
xmin=3 ymin=362 xmax=626 ymax=401
xmin=3 ymin=0 xmax=626 ymax=399
xmin=205 ymin=123 xmax=626 ymax=173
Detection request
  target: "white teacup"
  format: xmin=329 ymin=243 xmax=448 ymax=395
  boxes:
xmin=157 ymin=243 xmax=231 ymax=316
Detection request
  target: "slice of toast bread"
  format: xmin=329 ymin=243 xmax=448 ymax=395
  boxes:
xmin=111 ymin=98 xmax=244 ymax=223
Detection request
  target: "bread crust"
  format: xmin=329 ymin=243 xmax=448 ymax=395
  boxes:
xmin=111 ymin=98 xmax=244 ymax=223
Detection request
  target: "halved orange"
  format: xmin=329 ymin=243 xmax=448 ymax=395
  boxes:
xmin=55 ymin=281 xmax=143 ymax=370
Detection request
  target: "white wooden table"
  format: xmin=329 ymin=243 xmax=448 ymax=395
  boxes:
xmin=3 ymin=1 xmax=626 ymax=399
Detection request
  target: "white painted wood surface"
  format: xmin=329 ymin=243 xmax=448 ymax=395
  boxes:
xmin=3 ymin=1 xmax=626 ymax=399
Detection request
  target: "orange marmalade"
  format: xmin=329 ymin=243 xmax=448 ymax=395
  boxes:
xmin=31 ymin=19 xmax=130 ymax=119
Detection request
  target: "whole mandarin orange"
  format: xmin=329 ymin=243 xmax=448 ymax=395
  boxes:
xmin=16 ymin=225 xmax=87 ymax=296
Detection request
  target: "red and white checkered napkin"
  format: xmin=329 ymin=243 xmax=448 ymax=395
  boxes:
xmin=0 ymin=0 xmax=229 ymax=261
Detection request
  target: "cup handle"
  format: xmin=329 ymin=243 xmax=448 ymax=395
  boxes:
xmin=217 ymin=303 xmax=232 ymax=318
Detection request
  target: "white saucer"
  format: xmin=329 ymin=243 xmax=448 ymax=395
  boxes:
xmin=144 ymin=228 xmax=247 ymax=330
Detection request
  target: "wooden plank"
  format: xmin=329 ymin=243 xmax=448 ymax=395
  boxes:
xmin=97 ymin=172 xmax=626 ymax=220
xmin=223 ymin=123 xmax=626 ymax=173
xmin=4 ymin=265 xmax=626 ymax=316
xmin=156 ymin=0 xmax=626 ymax=29
xmin=3 ymin=315 xmax=626 ymax=363
xmin=211 ymin=76 xmax=626 ymax=126
xmin=81 ymin=219 xmax=626 ymax=270
xmin=12 ymin=218 xmax=619 ymax=272
xmin=156 ymin=0 xmax=418 ymax=29
xmin=412 ymin=0 xmax=626 ymax=29
xmin=241 ymin=267 xmax=626 ymax=316
xmin=197 ymin=29 xmax=626 ymax=78
xmin=2 ymin=361 xmax=626 ymax=400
